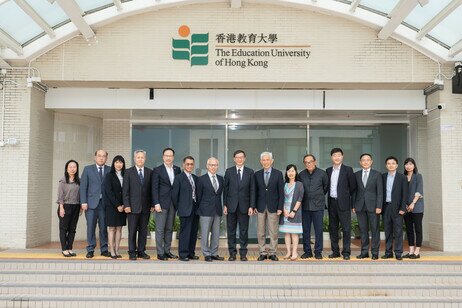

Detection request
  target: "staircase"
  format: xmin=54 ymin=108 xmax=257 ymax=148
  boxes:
xmin=1 ymin=259 xmax=461 ymax=307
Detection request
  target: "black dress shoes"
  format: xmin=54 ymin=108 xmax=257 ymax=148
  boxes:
xmin=129 ymin=254 xmax=137 ymax=260
xmin=228 ymin=255 xmax=236 ymax=261
xmin=269 ymin=255 xmax=279 ymax=261
xmin=343 ymin=255 xmax=350 ymax=260
xmin=240 ymin=256 xmax=248 ymax=261
xmin=62 ymin=251 xmax=71 ymax=257
xmin=101 ymin=251 xmax=110 ymax=257
xmin=205 ymin=256 xmax=212 ymax=262
xmin=409 ymin=254 xmax=420 ymax=259
xmin=157 ymin=254 xmax=168 ymax=261
xmin=395 ymin=255 xmax=403 ymax=260
xmin=402 ymin=253 xmax=411 ymax=258
xmin=165 ymin=252 xmax=178 ymax=259
xmin=381 ymin=254 xmax=393 ymax=259
xmin=110 ymin=253 xmax=118 ymax=259
xmin=86 ymin=251 xmax=94 ymax=258
xmin=301 ymin=252 xmax=313 ymax=259
xmin=356 ymin=253 xmax=369 ymax=259
xmin=137 ymin=252 xmax=151 ymax=259
xmin=257 ymin=254 xmax=267 ymax=261
xmin=189 ymin=255 xmax=199 ymax=260
xmin=179 ymin=257 xmax=189 ymax=261
xmin=315 ymin=253 xmax=323 ymax=260
xmin=371 ymin=255 xmax=379 ymax=260
xmin=211 ymin=255 xmax=224 ymax=261
xmin=328 ymin=253 xmax=341 ymax=259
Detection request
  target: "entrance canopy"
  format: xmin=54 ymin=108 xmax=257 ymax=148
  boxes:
xmin=0 ymin=0 xmax=461 ymax=67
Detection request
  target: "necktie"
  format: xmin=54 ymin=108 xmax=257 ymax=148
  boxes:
xmin=188 ymin=174 xmax=196 ymax=201
xmin=139 ymin=168 xmax=144 ymax=184
xmin=264 ymin=171 xmax=269 ymax=186
xmin=98 ymin=167 xmax=103 ymax=181
xmin=212 ymin=175 xmax=218 ymax=193
xmin=362 ymin=170 xmax=368 ymax=187
xmin=237 ymin=168 xmax=242 ymax=182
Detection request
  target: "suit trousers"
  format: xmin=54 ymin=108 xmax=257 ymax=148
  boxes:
xmin=227 ymin=210 xmax=250 ymax=257
xmin=85 ymin=199 xmax=108 ymax=253
xmin=356 ymin=210 xmax=380 ymax=255
xmin=200 ymin=216 xmax=221 ymax=257
xmin=328 ymin=198 xmax=351 ymax=256
xmin=382 ymin=205 xmax=404 ymax=256
xmin=127 ymin=212 xmax=150 ymax=254
xmin=302 ymin=210 xmax=324 ymax=255
xmin=57 ymin=204 xmax=80 ymax=251
xmin=257 ymin=209 xmax=279 ymax=255
xmin=155 ymin=207 xmax=176 ymax=256
xmin=179 ymin=210 xmax=200 ymax=259
xmin=404 ymin=212 xmax=423 ymax=247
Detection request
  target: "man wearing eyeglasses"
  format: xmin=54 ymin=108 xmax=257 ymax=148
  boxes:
xmin=298 ymin=154 xmax=329 ymax=260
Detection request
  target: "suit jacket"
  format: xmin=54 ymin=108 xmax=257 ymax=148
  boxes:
xmin=172 ymin=172 xmax=198 ymax=217
xmin=102 ymin=172 xmax=123 ymax=209
xmin=407 ymin=173 xmax=424 ymax=213
xmin=382 ymin=172 xmax=408 ymax=213
xmin=122 ymin=166 xmax=153 ymax=214
xmin=326 ymin=164 xmax=357 ymax=211
xmin=196 ymin=174 xmax=224 ymax=217
xmin=353 ymin=169 xmax=383 ymax=213
xmin=152 ymin=164 xmax=181 ymax=210
xmin=223 ymin=166 xmax=255 ymax=214
xmin=254 ymin=168 xmax=284 ymax=213
xmin=79 ymin=164 xmax=110 ymax=209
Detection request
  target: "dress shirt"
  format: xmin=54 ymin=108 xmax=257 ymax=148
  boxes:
xmin=164 ymin=163 xmax=175 ymax=185
xmin=362 ymin=168 xmax=371 ymax=186
xmin=330 ymin=164 xmax=341 ymax=198
xmin=208 ymin=172 xmax=219 ymax=191
xmin=116 ymin=170 xmax=123 ymax=187
xmin=236 ymin=165 xmax=244 ymax=180
xmin=386 ymin=171 xmax=396 ymax=202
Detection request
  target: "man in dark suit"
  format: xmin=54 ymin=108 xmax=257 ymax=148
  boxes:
xmin=80 ymin=149 xmax=110 ymax=258
xmin=326 ymin=148 xmax=357 ymax=260
xmin=122 ymin=150 xmax=153 ymax=260
xmin=152 ymin=147 xmax=181 ymax=260
xmin=353 ymin=153 xmax=383 ymax=260
xmin=223 ymin=150 xmax=255 ymax=261
xmin=172 ymin=156 xmax=199 ymax=262
xmin=381 ymin=156 xmax=408 ymax=260
xmin=197 ymin=157 xmax=225 ymax=262
xmin=254 ymin=152 xmax=284 ymax=261
xmin=299 ymin=154 xmax=328 ymax=260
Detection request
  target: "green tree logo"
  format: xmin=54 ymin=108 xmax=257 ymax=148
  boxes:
xmin=172 ymin=25 xmax=209 ymax=66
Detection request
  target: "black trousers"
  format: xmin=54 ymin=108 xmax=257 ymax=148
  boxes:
xmin=226 ymin=210 xmax=250 ymax=257
xmin=356 ymin=210 xmax=380 ymax=255
xmin=328 ymin=198 xmax=351 ymax=256
xmin=382 ymin=204 xmax=404 ymax=256
xmin=57 ymin=204 xmax=80 ymax=251
xmin=127 ymin=212 xmax=150 ymax=254
xmin=179 ymin=210 xmax=200 ymax=259
xmin=404 ymin=212 xmax=424 ymax=247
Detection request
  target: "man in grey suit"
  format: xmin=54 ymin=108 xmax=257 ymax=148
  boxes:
xmin=353 ymin=153 xmax=383 ymax=260
xmin=80 ymin=149 xmax=110 ymax=258
xmin=152 ymin=147 xmax=181 ymax=260
xmin=197 ymin=157 xmax=225 ymax=262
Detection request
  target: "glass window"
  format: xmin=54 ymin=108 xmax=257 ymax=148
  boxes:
xmin=404 ymin=0 xmax=452 ymax=30
xmin=25 ymin=0 xmax=68 ymax=28
xmin=75 ymin=0 xmax=113 ymax=13
xmin=0 ymin=1 xmax=42 ymax=44
xmin=428 ymin=5 xmax=462 ymax=47
xmin=309 ymin=124 xmax=408 ymax=173
xmin=360 ymin=0 xmax=400 ymax=15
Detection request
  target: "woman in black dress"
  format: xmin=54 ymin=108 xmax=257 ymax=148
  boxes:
xmin=103 ymin=155 xmax=127 ymax=259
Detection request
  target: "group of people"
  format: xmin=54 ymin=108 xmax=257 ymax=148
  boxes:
xmin=56 ymin=147 xmax=424 ymax=261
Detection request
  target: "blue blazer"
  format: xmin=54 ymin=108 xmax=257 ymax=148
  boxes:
xmin=196 ymin=174 xmax=224 ymax=217
xmin=326 ymin=164 xmax=357 ymax=211
xmin=254 ymin=168 xmax=284 ymax=213
xmin=152 ymin=164 xmax=181 ymax=210
xmin=79 ymin=164 xmax=110 ymax=209
xmin=172 ymin=172 xmax=198 ymax=217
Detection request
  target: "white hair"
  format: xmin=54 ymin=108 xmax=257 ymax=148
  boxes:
xmin=133 ymin=149 xmax=146 ymax=157
xmin=207 ymin=157 xmax=219 ymax=165
xmin=260 ymin=152 xmax=273 ymax=160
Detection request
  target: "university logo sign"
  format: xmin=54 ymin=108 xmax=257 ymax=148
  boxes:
xmin=172 ymin=25 xmax=209 ymax=66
